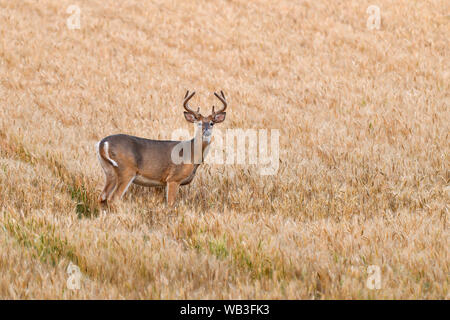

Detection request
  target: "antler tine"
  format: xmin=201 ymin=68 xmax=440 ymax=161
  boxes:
xmin=183 ymin=90 xmax=200 ymax=117
xmin=213 ymin=91 xmax=227 ymax=114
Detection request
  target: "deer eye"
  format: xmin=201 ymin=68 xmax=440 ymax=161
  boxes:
xmin=210 ymin=121 xmax=214 ymax=126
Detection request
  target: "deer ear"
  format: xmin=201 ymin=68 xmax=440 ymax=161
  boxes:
xmin=184 ymin=112 xmax=197 ymax=123
xmin=213 ymin=112 xmax=226 ymax=123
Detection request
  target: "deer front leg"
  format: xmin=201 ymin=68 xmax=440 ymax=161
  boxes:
xmin=166 ymin=182 xmax=180 ymax=206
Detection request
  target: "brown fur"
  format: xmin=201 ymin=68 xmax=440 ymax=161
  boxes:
xmin=97 ymin=92 xmax=227 ymax=206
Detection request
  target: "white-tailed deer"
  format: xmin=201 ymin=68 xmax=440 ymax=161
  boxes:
xmin=96 ymin=91 xmax=227 ymax=206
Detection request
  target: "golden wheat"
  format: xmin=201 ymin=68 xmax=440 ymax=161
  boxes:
xmin=0 ymin=0 xmax=448 ymax=299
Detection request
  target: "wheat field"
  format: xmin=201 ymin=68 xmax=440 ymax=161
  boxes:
xmin=0 ymin=0 xmax=448 ymax=299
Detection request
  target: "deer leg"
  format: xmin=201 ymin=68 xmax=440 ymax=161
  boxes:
xmin=99 ymin=162 xmax=118 ymax=205
xmin=166 ymin=182 xmax=180 ymax=206
xmin=99 ymin=173 xmax=117 ymax=205
xmin=110 ymin=169 xmax=136 ymax=202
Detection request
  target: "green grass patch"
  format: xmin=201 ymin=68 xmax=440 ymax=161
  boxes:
xmin=3 ymin=216 xmax=79 ymax=266
xmin=208 ymin=236 xmax=229 ymax=259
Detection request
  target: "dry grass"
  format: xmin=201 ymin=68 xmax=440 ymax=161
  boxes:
xmin=0 ymin=0 xmax=448 ymax=299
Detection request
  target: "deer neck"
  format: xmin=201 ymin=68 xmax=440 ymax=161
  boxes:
xmin=189 ymin=137 xmax=211 ymax=164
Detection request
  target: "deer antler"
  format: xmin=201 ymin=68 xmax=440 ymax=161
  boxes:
xmin=212 ymin=91 xmax=227 ymax=114
xmin=183 ymin=90 xmax=201 ymax=118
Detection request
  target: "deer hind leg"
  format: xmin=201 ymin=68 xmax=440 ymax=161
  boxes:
xmin=110 ymin=168 xmax=136 ymax=202
xmin=98 ymin=155 xmax=118 ymax=205
xmin=99 ymin=169 xmax=117 ymax=205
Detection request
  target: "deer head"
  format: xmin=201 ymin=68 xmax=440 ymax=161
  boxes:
xmin=183 ymin=90 xmax=227 ymax=142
